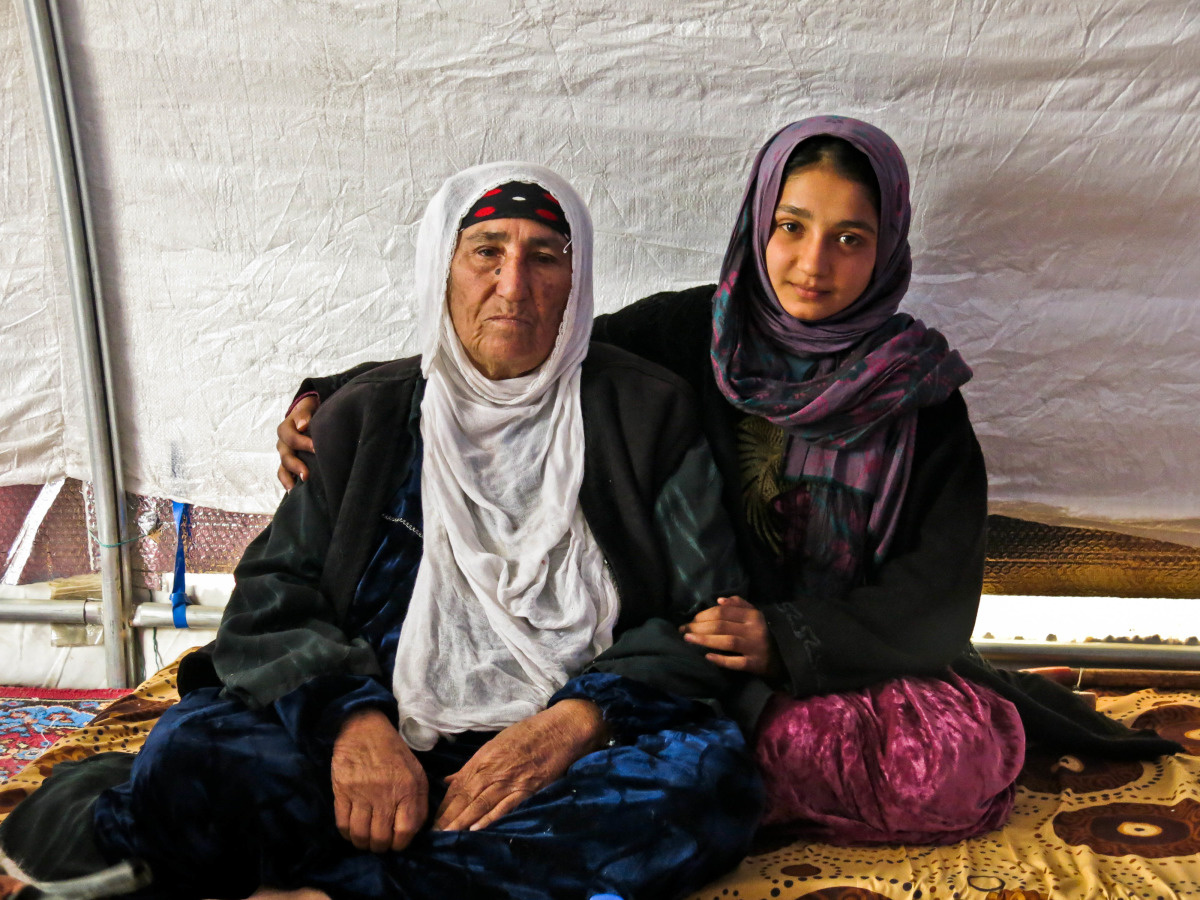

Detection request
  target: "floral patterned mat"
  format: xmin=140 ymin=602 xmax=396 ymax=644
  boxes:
xmin=687 ymin=690 xmax=1200 ymax=900
xmin=2 ymin=669 xmax=1198 ymax=899
xmin=0 ymin=690 xmax=123 ymax=783
xmin=0 ymin=674 xmax=179 ymax=820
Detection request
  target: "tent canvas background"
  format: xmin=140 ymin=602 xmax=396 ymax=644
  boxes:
xmin=2 ymin=0 xmax=1199 ymax=540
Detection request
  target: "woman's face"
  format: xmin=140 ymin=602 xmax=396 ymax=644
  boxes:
xmin=764 ymin=163 xmax=879 ymax=323
xmin=447 ymin=217 xmax=573 ymax=379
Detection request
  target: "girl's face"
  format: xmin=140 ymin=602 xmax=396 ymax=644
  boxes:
xmin=764 ymin=163 xmax=879 ymax=322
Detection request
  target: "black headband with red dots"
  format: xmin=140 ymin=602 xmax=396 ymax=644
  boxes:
xmin=459 ymin=181 xmax=571 ymax=239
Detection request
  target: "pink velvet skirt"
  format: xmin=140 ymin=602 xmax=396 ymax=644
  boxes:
xmin=754 ymin=671 xmax=1024 ymax=844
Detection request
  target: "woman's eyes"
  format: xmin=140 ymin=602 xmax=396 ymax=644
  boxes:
xmin=473 ymin=247 xmax=563 ymax=265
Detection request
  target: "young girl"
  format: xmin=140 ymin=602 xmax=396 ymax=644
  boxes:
xmin=604 ymin=116 xmax=1025 ymax=843
xmin=277 ymin=116 xmax=1179 ymax=844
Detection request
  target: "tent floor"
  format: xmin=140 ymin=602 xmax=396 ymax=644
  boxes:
xmin=2 ymin=656 xmax=1199 ymax=900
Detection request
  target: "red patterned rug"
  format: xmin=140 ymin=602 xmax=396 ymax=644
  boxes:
xmin=0 ymin=687 xmax=127 ymax=782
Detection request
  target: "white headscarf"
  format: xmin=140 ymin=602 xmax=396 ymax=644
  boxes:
xmin=391 ymin=162 xmax=619 ymax=750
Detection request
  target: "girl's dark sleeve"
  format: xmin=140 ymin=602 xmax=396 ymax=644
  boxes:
xmin=762 ymin=391 xmax=988 ymax=698
xmin=292 ymin=360 xmax=386 ymax=407
xmin=591 ymin=286 xmax=716 ymax=391
xmin=577 ymin=352 xmax=767 ymax=732
xmin=583 ymin=436 xmax=754 ymax=705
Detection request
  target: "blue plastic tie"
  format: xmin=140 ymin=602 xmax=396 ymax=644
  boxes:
xmin=169 ymin=501 xmax=192 ymax=629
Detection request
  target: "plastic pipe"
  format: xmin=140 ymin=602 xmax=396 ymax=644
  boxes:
xmin=975 ymin=638 xmax=1200 ymax=670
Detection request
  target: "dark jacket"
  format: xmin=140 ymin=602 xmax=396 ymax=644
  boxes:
xmin=204 ymin=342 xmax=761 ymax=735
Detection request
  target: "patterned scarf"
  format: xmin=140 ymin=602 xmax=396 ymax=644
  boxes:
xmin=711 ymin=117 xmax=973 ymax=599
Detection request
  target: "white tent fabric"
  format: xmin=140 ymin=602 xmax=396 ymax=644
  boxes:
xmin=1 ymin=0 xmax=1199 ymax=544
xmin=0 ymin=0 xmax=84 ymax=489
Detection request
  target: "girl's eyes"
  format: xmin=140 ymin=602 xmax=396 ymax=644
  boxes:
xmin=774 ymin=221 xmax=867 ymax=248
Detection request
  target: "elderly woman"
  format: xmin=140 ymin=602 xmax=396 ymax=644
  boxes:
xmin=0 ymin=164 xmax=763 ymax=900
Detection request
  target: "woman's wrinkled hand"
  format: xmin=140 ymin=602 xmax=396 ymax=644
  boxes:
xmin=433 ymin=699 xmax=608 ymax=833
xmin=679 ymin=595 xmax=781 ymax=679
xmin=276 ymin=395 xmax=319 ymax=490
xmin=331 ymin=708 xmax=428 ymax=853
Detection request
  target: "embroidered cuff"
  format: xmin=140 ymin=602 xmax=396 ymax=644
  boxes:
xmin=761 ymin=601 xmax=823 ymax=697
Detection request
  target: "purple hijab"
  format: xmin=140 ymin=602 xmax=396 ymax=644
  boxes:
xmin=711 ymin=116 xmax=972 ymax=595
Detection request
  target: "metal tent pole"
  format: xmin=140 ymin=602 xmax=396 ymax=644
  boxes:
xmin=0 ymin=598 xmax=223 ymax=630
xmin=23 ymin=0 xmax=140 ymax=688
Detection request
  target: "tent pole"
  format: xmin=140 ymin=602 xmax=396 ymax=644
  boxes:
xmin=0 ymin=598 xmax=224 ymax=630
xmin=23 ymin=0 xmax=140 ymax=688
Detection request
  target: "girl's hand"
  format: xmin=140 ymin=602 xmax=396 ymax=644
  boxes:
xmin=277 ymin=395 xmax=319 ymax=490
xmin=679 ymin=595 xmax=781 ymax=679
